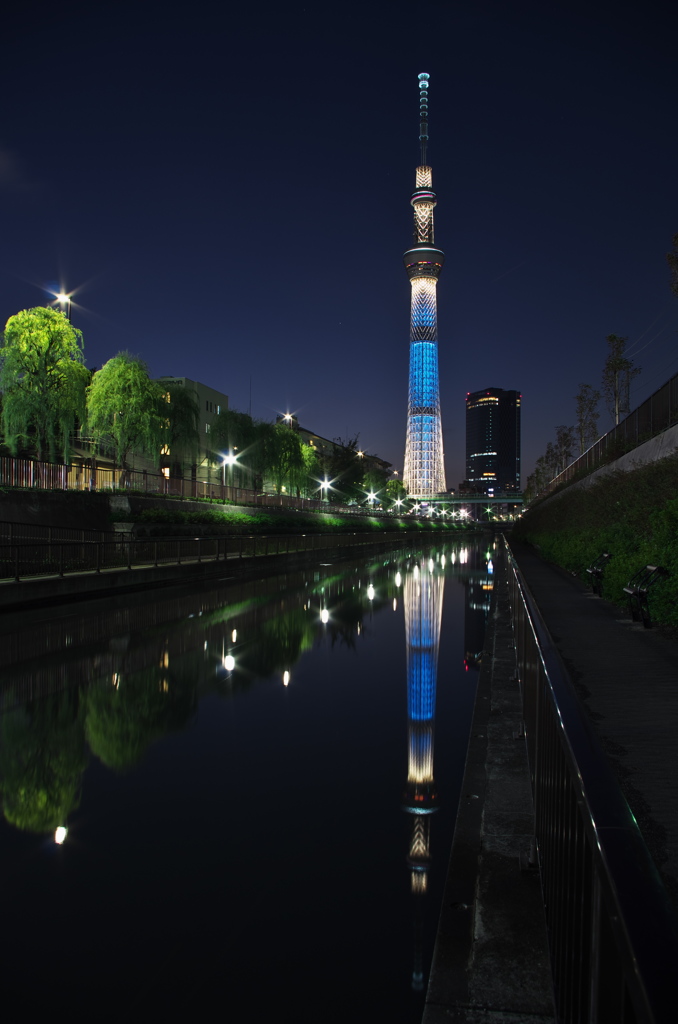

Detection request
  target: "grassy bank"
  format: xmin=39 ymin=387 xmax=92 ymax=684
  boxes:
xmin=113 ymin=503 xmax=478 ymax=536
xmin=513 ymin=454 xmax=678 ymax=628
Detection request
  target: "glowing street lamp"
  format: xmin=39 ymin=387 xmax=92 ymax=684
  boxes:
xmin=54 ymin=826 xmax=68 ymax=845
xmin=319 ymin=478 xmax=331 ymax=500
xmin=55 ymin=291 xmax=72 ymax=319
xmin=222 ymin=452 xmax=238 ymax=488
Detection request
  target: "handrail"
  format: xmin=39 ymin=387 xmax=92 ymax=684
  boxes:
xmin=0 ymin=454 xmax=394 ymax=514
xmin=505 ymin=537 xmax=678 ymax=1023
xmin=541 ymin=372 xmax=678 ymax=496
xmin=0 ymin=532 xmax=410 ymax=583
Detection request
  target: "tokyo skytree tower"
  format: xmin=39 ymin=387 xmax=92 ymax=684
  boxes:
xmin=402 ymin=73 xmax=446 ymax=497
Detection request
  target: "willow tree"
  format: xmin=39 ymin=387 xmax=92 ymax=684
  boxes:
xmin=0 ymin=306 xmax=89 ymax=461
xmin=87 ymin=352 xmax=164 ymax=484
xmin=160 ymin=381 xmax=200 ymax=477
xmin=0 ymin=692 xmax=87 ymax=834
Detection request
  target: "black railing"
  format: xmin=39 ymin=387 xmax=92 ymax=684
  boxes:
xmin=544 ymin=373 xmax=678 ymax=495
xmin=0 ymin=532 xmax=408 ymax=583
xmin=0 ymin=520 xmax=125 ymax=545
xmin=505 ymin=538 xmax=678 ymax=1023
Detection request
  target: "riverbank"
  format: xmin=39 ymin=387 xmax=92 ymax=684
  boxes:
xmin=515 ymin=452 xmax=678 ymax=630
xmin=0 ymin=531 xmax=445 ymax=610
xmin=424 ymin=535 xmax=678 ymax=1021
xmin=423 ymin=545 xmax=555 ymax=1022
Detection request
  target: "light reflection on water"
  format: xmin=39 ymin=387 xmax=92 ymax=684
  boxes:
xmin=0 ymin=539 xmax=495 ymax=1021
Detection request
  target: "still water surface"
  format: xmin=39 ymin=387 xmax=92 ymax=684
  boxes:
xmin=0 ymin=538 xmax=494 ymax=1021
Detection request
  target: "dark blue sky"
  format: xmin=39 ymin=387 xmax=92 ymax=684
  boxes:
xmin=1 ymin=0 xmax=677 ymax=487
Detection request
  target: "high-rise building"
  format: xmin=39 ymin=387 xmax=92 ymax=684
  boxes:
xmin=465 ymin=388 xmax=521 ymax=494
xmin=403 ymin=74 xmax=446 ymax=498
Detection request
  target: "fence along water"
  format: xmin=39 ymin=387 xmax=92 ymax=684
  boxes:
xmin=505 ymin=537 xmax=678 ymax=1022
xmin=545 ymin=372 xmax=678 ymax=494
xmin=0 ymin=454 xmax=341 ymax=511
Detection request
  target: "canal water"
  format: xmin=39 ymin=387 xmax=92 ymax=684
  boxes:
xmin=0 ymin=537 xmax=494 ymax=1021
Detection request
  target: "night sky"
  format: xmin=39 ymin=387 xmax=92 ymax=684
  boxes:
xmin=1 ymin=0 xmax=677 ymax=488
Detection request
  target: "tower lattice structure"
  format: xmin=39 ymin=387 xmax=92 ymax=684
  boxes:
xmin=402 ymin=559 xmax=445 ymax=991
xmin=403 ymin=73 xmax=447 ymax=498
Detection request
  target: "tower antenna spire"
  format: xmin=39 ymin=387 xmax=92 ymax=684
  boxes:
xmin=403 ymin=72 xmax=446 ymax=498
xmin=418 ymin=73 xmax=429 ymax=165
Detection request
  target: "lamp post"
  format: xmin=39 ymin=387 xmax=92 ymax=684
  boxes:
xmin=55 ymin=291 xmax=72 ymax=319
xmin=222 ymin=452 xmax=237 ymax=497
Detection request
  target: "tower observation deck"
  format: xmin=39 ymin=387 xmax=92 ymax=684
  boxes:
xmin=402 ymin=73 xmax=447 ymax=498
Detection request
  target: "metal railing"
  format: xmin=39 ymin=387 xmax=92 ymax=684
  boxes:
xmin=0 ymin=453 xmax=408 ymax=515
xmin=0 ymin=531 xmax=408 ymax=583
xmin=544 ymin=373 xmax=678 ymax=495
xmin=0 ymin=520 xmax=125 ymax=545
xmin=505 ymin=538 xmax=678 ymax=1023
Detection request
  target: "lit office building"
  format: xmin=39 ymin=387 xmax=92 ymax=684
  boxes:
xmin=465 ymin=388 xmax=521 ymax=494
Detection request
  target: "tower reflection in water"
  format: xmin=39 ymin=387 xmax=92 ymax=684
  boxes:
xmin=402 ymin=556 xmax=445 ymax=992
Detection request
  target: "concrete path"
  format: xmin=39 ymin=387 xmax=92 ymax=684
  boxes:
xmin=509 ymin=540 xmax=678 ymax=911
xmin=423 ymin=547 xmax=555 ymax=1022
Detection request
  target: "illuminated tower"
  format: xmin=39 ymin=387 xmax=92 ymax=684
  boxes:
xmin=403 ymin=73 xmax=447 ymax=497
xmin=402 ymin=558 xmax=445 ymax=991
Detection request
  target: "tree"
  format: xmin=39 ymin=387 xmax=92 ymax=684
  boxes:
xmin=160 ymin=381 xmax=200 ymax=477
xmin=210 ymin=408 xmax=266 ymax=488
xmin=317 ymin=436 xmax=367 ymax=504
xmin=602 ymin=334 xmax=641 ymax=426
xmin=262 ymin=422 xmax=307 ymax=494
xmin=85 ymin=667 xmax=196 ymax=771
xmin=574 ymin=383 xmax=600 ymax=454
xmin=554 ymin=425 xmax=575 ymax=474
xmin=0 ymin=692 xmax=87 ymax=833
xmin=544 ymin=441 xmax=558 ymax=479
xmin=87 ymin=352 xmax=164 ymax=483
xmin=667 ymin=233 xmax=678 ymax=297
xmin=386 ymin=477 xmax=407 ymax=502
xmin=0 ymin=306 xmax=89 ymax=462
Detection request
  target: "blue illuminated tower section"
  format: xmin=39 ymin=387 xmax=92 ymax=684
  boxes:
xmin=403 ymin=73 xmax=446 ymax=497
xmin=403 ymin=559 xmax=445 ymax=991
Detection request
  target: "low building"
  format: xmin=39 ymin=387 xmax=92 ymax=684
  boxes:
xmin=155 ymin=376 xmax=229 ymax=483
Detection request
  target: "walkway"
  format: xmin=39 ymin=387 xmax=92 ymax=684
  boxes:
xmin=510 ymin=540 xmax=678 ymax=911
xmin=423 ymin=545 xmax=555 ymax=1022
xmin=423 ymin=537 xmax=678 ymax=1021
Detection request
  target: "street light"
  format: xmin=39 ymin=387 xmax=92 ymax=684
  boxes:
xmin=318 ymin=477 xmax=331 ymax=500
xmin=55 ymin=291 xmax=72 ymax=319
xmin=222 ymin=452 xmax=238 ymax=489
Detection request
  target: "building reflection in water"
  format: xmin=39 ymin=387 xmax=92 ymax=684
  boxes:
xmin=402 ymin=556 xmax=445 ymax=992
xmin=464 ymin=542 xmax=495 ymax=670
